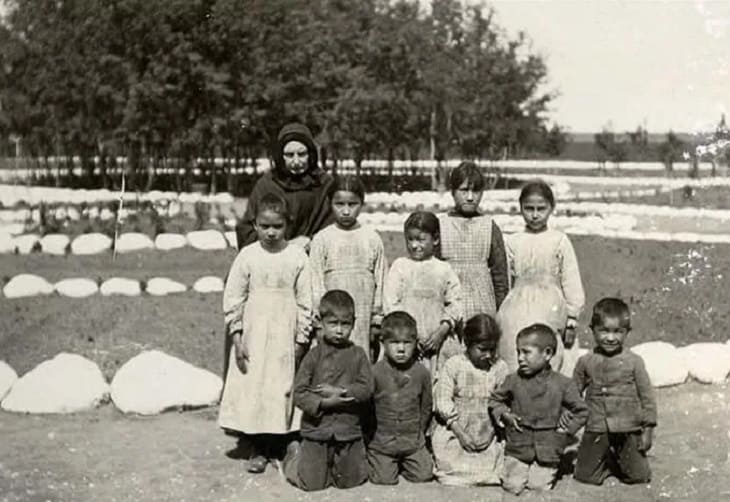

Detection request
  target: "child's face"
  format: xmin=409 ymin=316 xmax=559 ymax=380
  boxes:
xmin=516 ymin=336 xmax=552 ymax=376
xmin=282 ymin=140 xmax=309 ymax=176
xmin=382 ymin=328 xmax=417 ymax=366
xmin=592 ymin=316 xmax=629 ymax=355
xmin=321 ymin=310 xmax=355 ymax=347
xmin=520 ymin=193 xmax=553 ymax=232
xmin=405 ymin=228 xmax=438 ymax=261
xmin=452 ymin=181 xmax=483 ymax=216
xmin=466 ymin=341 xmax=497 ymax=370
xmin=331 ymin=190 xmax=362 ymax=230
xmin=253 ymin=209 xmax=286 ymax=250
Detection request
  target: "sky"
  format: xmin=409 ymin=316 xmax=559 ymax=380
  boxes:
xmin=486 ymin=0 xmax=730 ymax=134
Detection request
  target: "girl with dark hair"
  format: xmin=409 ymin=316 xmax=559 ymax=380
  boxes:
xmin=383 ymin=211 xmax=463 ymax=377
xmin=497 ymin=180 xmax=585 ymax=374
xmin=309 ymin=175 xmax=386 ymax=361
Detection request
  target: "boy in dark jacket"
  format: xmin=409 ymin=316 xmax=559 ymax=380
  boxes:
xmin=489 ymin=323 xmax=587 ymax=495
xmin=573 ymin=297 xmax=657 ymax=485
xmin=284 ymin=290 xmax=373 ymax=491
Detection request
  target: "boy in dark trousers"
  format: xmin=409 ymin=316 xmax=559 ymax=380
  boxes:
xmin=284 ymin=290 xmax=373 ymax=491
xmin=489 ymin=323 xmax=588 ymax=495
xmin=573 ymin=297 xmax=657 ymax=485
xmin=367 ymin=311 xmax=433 ymax=485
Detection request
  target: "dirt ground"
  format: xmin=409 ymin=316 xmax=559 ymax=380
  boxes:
xmin=0 ymin=383 xmax=727 ymax=502
xmin=1 ymin=232 xmax=730 ymax=501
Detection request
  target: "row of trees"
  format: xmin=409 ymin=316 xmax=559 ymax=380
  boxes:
xmin=0 ymin=0 xmax=566 ymax=191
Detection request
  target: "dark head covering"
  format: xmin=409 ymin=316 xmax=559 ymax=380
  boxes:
xmin=271 ymin=122 xmax=327 ymax=190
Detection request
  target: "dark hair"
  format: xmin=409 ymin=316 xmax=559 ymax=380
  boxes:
xmin=380 ymin=311 xmax=418 ymax=341
xmin=463 ymin=314 xmax=501 ymax=348
xmin=404 ymin=211 xmax=440 ymax=240
xmin=590 ymin=297 xmax=631 ymax=330
xmin=519 ymin=180 xmax=555 ymax=208
xmin=256 ymin=192 xmax=291 ymax=221
xmin=449 ymin=161 xmax=485 ymax=192
xmin=319 ymin=289 xmax=355 ymax=319
xmin=516 ymin=323 xmax=557 ymax=354
xmin=329 ymin=175 xmax=366 ymax=203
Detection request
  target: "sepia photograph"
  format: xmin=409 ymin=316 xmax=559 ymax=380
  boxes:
xmin=0 ymin=1 xmax=728 ymax=501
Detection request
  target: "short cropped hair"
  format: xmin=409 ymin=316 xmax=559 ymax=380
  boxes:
xmin=449 ymin=161 xmax=485 ymax=192
xmin=319 ymin=289 xmax=355 ymax=320
xmin=380 ymin=311 xmax=417 ymax=341
xmin=256 ymin=192 xmax=291 ymax=221
xmin=516 ymin=323 xmax=557 ymax=354
xmin=590 ymin=297 xmax=631 ymax=330
xmin=463 ymin=314 xmax=501 ymax=348
xmin=519 ymin=180 xmax=555 ymax=208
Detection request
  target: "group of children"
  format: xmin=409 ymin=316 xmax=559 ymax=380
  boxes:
xmin=218 ymin=162 xmax=657 ymax=495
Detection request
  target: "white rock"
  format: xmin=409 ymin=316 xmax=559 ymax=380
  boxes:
xmin=40 ymin=233 xmax=70 ymax=255
xmin=193 ymin=276 xmax=224 ymax=293
xmin=3 ymin=274 xmax=54 ymax=299
xmin=1 ymin=353 xmax=109 ymax=413
xmin=146 ymin=277 xmax=187 ymax=296
xmin=679 ymin=343 xmax=730 ymax=384
xmin=114 ymin=232 xmax=154 ymax=253
xmin=54 ymin=278 xmax=99 ymax=298
xmin=71 ymin=233 xmax=112 ymax=255
xmin=631 ymin=342 xmax=688 ymax=387
xmin=224 ymin=231 xmax=237 ymax=248
xmin=12 ymin=234 xmax=40 ymax=254
xmin=186 ymin=230 xmax=227 ymax=250
xmin=154 ymin=233 xmax=188 ymax=251
xmin=110 ymin=350 xmax=222 ymax=415
xmin=0 ymin=232 xmax=14 ymax=253
xmin=100 ymin=277 xmax=141 ymax=297
xmin=0 ymin=361 xmax=18 ymax=401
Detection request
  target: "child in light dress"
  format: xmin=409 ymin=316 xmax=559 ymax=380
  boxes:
xmin=219 ymin=193 xmax=313 ymax=474
xmin=497 ymin=180 xmax=585 ymax=374
xmin=432 ymin=314 xmax=509 ymax=486
xmin=384 ymin=211 xmax=463 ymax=377
xmin=309 ymin=175 xmax=386 ymax=361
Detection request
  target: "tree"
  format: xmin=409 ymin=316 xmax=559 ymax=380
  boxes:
xmin=657 ymin=131 xmax=685 ymax=174
xmin=544 ymin=124 xmax=568 ymax=157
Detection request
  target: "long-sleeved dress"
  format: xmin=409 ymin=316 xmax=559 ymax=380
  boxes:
xmin=383 ymin=256 xmax=463 ymax=376
xmin=496 ymin=229 xmax=585 ymax=374
xmin=437 ymin=213 xmax=509 ymax=319
xmin=218 ymin=242 xmax=312 ymax=434
xmin=432 ymin=354 xmax=509 ymax=486
xmin=309 ymin=224 xmax=386 ymax=354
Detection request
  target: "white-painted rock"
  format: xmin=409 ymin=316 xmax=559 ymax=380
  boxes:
xmin=13 ymin=234 xmax=40 ymax=254
xmin=186 ymin=230 xmax=227 ymax=250
xmin=71 ymin=233 xmax=112 ymax=255
xmin=111 ymin=350 xmax=222 ymax=415
xmin=224 ymin=231 xmax=237 ymax=248
xmin=193 ymin=276 xmax=224 ymax=293
xmin=146 ymin=277 xmax=187 ymax=296
xmin=3 ymin=274 xmax=54 ymax=299
xmin=154 ymin=233 xmax=188 ymax=251
xmin=679 ymin=343 xmax=730 ymax=384
xmin=115 ymin=232 xmax=154 ymax=253
xmin=54 ymin=278 xmax=99 ymax=298
xmin=100 ymin=277 xmax=141 ymax=297
xmin=0 ymin=232 xmax=14 ymax=253
xmin=0 ymin=361 xmax=18 ymax=401
xmin=1 ymin=354 xmax=109 ymax=413
xmin=40 ymin=233 xmax=70 ymax=255
xmin=631 ymin=342 xmax=688 ymax=387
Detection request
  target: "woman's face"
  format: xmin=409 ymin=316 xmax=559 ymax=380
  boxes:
xmin=452 ymin=180 xmax=483 ymax=216
xmin=282 ymin=140 xmax=309 ymax=176
xmin=520 ymin=193 xmax=553 ymax=232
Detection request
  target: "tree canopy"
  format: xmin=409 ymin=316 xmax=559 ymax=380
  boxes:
xmin=0 ymin=0 xmax=563 ymax=190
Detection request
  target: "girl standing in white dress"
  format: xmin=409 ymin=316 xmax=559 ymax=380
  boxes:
xmin=384 ymin=211 xmax=463 ymax=378
xmin=219 ymin=193 xmax=313 ymax=474
xmin=497 ymin=180 xmax=585 ymax=374
xmin=309 ymin=175 xmax=386 ymax=361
